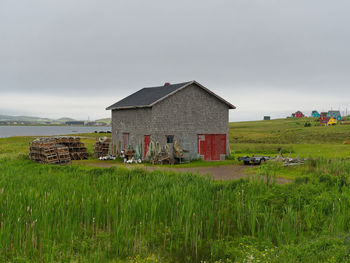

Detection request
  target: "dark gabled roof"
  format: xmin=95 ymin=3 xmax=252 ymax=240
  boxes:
xmin=106 ymin=81 xmax=190 ymax=110
xmin=106 ymin=80 xmax=235 ymax=110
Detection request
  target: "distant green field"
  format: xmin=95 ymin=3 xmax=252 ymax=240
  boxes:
xmin=96 ymin=117 xmax=111 ymax=125
xmin=230 ymin=118 xmax=350 ymax=158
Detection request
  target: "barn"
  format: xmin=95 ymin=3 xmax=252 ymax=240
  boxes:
xmin=106 ymin=81 xmax=235 ymax=161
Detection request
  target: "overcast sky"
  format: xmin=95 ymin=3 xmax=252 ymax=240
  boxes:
xmin=1 ymin=0 xmax=350 ymax=121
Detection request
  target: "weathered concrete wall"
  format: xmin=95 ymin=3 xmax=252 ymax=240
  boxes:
xmin=150 ymin=84 xmax=229 ymax=159
xmin=111 ymin=108 xmax=152 ymax=153
xmin=110 ymin=83 xmax=230 ymax=159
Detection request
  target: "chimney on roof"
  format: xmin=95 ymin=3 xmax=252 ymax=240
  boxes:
xmin=164 ymin=82 xmax=170 ymax=86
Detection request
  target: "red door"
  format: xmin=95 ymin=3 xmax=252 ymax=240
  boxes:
xmin=212 ymin=134 xmax=226 ymax=160
xmin=144 ymin=135 xmax=150 ymax=157
xmin=198 ymin=134 xmax=226 ymax=161
xmin=123 ymin=133 xmax=129 ymax=150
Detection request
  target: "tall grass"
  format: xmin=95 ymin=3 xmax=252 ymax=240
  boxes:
xmin=1 ymin=158 xmax=350 ymax=262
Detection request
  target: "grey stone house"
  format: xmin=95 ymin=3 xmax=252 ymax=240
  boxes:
xmin=106 ymin=81 xmax=235 ymax=161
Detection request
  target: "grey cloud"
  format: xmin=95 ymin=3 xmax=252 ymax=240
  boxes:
xmin=0 ymin=0 xmax=350 ymax=119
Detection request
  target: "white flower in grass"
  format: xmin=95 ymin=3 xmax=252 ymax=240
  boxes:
xmin=31 ymin=219 xmax=37 ymax=227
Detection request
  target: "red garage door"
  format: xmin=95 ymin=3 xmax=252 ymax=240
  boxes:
xmin=198 ymin=134 xmax=226 ymax=161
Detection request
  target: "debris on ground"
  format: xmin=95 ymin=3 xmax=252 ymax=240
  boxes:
xmin=146 ymin=141 xmax=161 ymax=163
xmin=238 ymin=156 xmax=271 ymax=165
xmin=110 ymin=139 xmax=188 ymax=165
xmin=29 ymin=137 xmax=89 ymax=164
xmin=123 ymin=148 xmax=135 ymax=160
xmin=124 ymin=158 xmax=142 ymax=164
xmin=274 ymin=156 xmax=305 ymax=166
xmin=120 ymin=147 xmax=142 ymax=164
xmin=151 ymin=144 xmax=175 ymax=165
xmin=144 ymin=140 xmax=190 ymax=165
xmin=237 ymin=154 xmax=305 ymax=167
xmin=173 ymin=140 xmax=189 ymax=164
xmin=98 ymin=155 xmax=116 ymax=161
xmin=152 ymin=153 xmax=174 ymax=165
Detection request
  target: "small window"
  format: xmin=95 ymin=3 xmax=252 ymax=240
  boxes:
xmin=166 ymin=135 xmax=174 ymax=143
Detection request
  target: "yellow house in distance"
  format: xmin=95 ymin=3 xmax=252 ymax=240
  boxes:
xmin=328 ymin=118 xmax=337 ymax=126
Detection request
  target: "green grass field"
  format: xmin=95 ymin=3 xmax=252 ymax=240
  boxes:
xmin=1 ymin=118 xmax=350 ymax=262
xmin=2 ymin=157 xmax=350 ymax=262
xmin=230 ymin=117 xmax=350 ymax=158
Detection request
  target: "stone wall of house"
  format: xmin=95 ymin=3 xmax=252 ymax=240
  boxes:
xmin=111 ymin=108 xmax=152 ymax=153
xmin=150 ymin=83 xmax=229 ymax=159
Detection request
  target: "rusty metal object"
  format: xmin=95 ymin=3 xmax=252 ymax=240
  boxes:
xmin=152 ymin=153 xmax=174 ymax=165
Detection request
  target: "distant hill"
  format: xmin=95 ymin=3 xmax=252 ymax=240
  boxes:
xmin=0 ymin=115 xmax=77 ymax=124
xmin=0 ymin=115 xmax=52 ymax=122
xmin=95 ymin=118 xmax=111 ymax=125
xmin=0 ymin=114 xmax=111 ymax=125
xmin=56 ymin=117 xmax=76 ymax=122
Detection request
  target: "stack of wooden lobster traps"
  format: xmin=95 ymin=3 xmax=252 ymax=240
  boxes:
xmin=29 ymin=137 xmax=89 ymax=165
xmin=54 ymin=137 xmax=89 ymax=160
xmin=93 ymin=137 xmax=111 ymax=158
xmin=29 ymin=138 xmax=60 ymax=164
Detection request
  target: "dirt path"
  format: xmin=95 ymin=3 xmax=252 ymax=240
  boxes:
xmin=81 ymin=162 xmax=291 ymax=184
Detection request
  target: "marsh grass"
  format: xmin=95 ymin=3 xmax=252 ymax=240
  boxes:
xmin=1 ymin=157 xmax=350 ymax=262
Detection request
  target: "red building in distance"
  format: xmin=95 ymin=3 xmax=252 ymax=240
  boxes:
xmin=295 ymin=111 xmax=304 ymax=118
